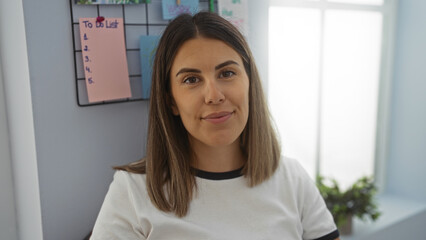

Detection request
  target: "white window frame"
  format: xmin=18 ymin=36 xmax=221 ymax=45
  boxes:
xmin=267 ymin=0 xmax=398 ymax=192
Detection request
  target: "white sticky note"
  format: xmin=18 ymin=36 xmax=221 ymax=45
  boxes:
xmin=218 ymin=0 xmax=249 ymax=36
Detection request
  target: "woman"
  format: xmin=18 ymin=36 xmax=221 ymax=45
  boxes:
xmin=91 ymin=12 xmax=340 ymax=240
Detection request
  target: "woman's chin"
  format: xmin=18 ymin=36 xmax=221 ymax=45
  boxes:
xmin=203 ymin=136 xmax=240 ymax=148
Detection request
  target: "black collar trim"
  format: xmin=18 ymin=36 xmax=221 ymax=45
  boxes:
xmin=313 ymin=229 xmax=340 ymax=240
xmin=195 ymin=167 xmax=243 ymax=180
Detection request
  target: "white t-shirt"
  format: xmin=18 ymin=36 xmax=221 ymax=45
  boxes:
xmin=91 ymin=157 xmax=339 ymax=240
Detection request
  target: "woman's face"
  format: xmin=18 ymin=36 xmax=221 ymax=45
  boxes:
xmin=170 ymin=37 xmax=249 ymax=148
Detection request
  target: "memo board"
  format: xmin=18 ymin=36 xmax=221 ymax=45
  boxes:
xmin=69 ymin=0 xmax=218 ymax=107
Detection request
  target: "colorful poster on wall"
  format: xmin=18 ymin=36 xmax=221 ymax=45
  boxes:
xmin=140 ymin=35 xmax=161 ymax=99
xmin=162 ymin=0 xmax=199 ymax=20
xmin=218 ymin=0 xmax=249 ymax=36
xmin=79 ymin=18 xmax=132 ymax=103
xmin=76 ymin=0 xmax=150 ymax=4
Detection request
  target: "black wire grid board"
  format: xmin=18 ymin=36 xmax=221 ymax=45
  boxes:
xmin=70 ymin=0 xmax=218 ymax=107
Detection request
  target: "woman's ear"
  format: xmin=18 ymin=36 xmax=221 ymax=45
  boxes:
xmin=171 ymin=104 xmax=179 ymax=116
xmin=167 ymin=94 xmax=180 ymax=116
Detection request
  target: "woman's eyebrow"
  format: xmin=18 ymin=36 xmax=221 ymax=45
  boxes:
xmin=175 ymin=60 xmax=239 ymax=77
xmin=175 ymin=68 xmax=201 ymax=77
xmin=215 ymin=60 xmax=239 ymax=70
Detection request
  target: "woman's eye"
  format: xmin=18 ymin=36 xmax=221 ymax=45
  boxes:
xmin=219 ymin=71 xmax=235 ymax=78
xmin=183 ymin=76 xmax=200 ymax=84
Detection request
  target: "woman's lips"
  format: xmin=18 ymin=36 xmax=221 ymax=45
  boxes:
xmin=202 ymin=111 xmax=234 ymax=124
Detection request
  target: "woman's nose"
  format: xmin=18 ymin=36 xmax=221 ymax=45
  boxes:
xmin=204 ymin=78 xmax=225 ymax=104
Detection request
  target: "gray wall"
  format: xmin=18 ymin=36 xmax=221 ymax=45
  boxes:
xmin=22 ymin=1 xmax=148 ymax=239
xmin=386 ymin=0 xmax=426 ymax=202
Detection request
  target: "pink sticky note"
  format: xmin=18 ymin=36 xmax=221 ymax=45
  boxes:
xmin=79 ymin=18 xmax=131 ymax=103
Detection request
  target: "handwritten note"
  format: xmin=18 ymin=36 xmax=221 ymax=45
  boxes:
xmin=139 ymin=35 xmax=160 ymax=99
xmin=162 ymin=0 xmax=199 ymax=20
xmin=218 ymin=0 xmax=249 ymax=36
xmin=79 ymin=18 xmax=131 ymax=103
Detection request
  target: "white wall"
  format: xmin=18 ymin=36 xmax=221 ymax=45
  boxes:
xmin=0 ymin=0 xmax=43 ymax=239
xmin=247 ymin=1 xmax=269 ymax=92
xmin=0 ymin=53 xmax=18 ymax=240
xmin=367 ymin=209 xmax=426 ymax=240
xmin=344 ymin=0 xmax=426 ymax=238
xmin=385 ymin=0 xmax=426 ymax=202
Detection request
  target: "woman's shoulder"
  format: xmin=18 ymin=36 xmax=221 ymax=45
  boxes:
xmin=278 ymin=156 xmax=307 ymax=175
xmin=111 ymin=170 xmax=147 ymax=191
xmin=275 ymin=156 xmax=315 ymax=184
xmin=114 ymin=169 xmax=146 ymax=179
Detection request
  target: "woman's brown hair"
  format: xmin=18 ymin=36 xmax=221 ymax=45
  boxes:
xmin=115 ymin=12 xmax=281 ymax=217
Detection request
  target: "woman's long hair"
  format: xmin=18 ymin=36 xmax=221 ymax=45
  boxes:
xmin=115 ymin=12 xmax=281 ymax=217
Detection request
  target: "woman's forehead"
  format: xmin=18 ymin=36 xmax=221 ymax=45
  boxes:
xmin=171 ymin=38 xmax=243 ymax=72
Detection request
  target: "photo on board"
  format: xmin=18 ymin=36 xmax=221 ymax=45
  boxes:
xmin=76 ymin=0 xmax=149 ymax=4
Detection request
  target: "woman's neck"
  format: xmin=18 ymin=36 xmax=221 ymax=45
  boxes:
xmin=189 ymin=137 xmax=245 ymax=173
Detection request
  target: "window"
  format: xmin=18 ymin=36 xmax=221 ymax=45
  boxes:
xmin=268 ymin=0 xmax=395 ymax=189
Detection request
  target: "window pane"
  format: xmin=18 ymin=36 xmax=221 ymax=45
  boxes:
xmin=328 ymin=0 xmax=383 ymax=5
xmin=320 ymin=10 xmax=382 ymax=189
xmin=269 ymin=7 xmax=321 ymax=178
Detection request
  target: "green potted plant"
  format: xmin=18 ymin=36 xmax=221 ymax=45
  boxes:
xmin=316 ymin=176 xmax=381 ymax=235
